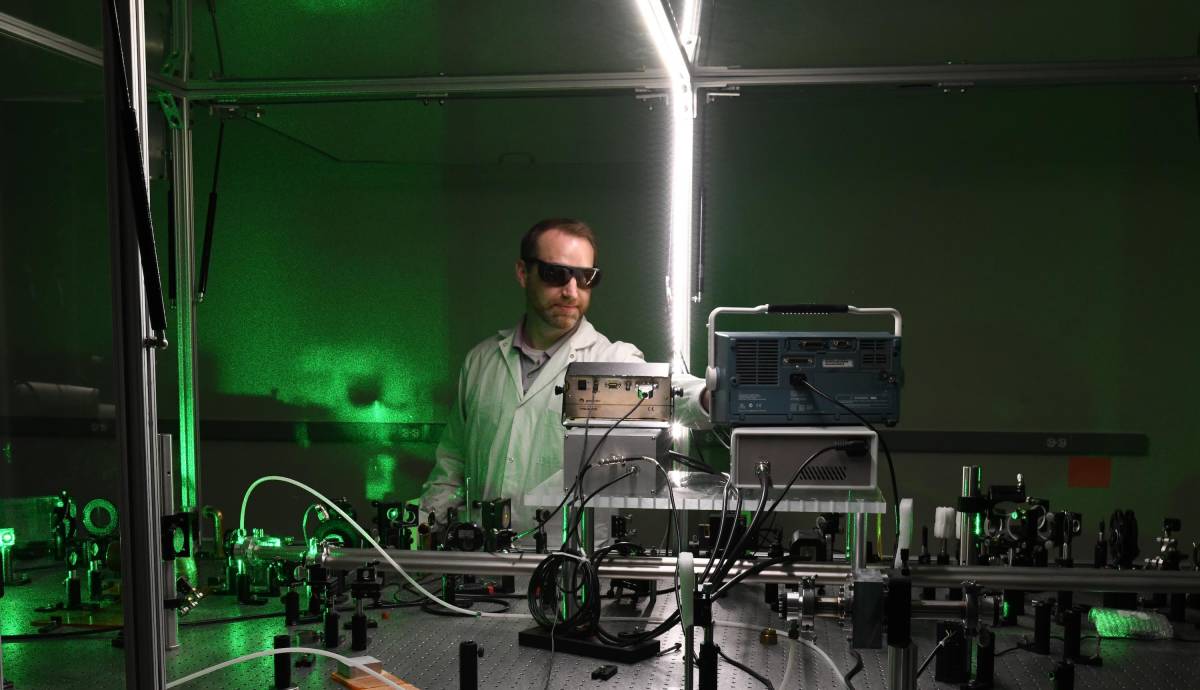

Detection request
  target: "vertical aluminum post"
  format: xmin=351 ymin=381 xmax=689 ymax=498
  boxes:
xmin=159 ymin=434 xmax=179 ymax=651
xmin=169 ymin=0 xmax=201 ymax=518
xmin=852 ymin=513 xmax=868 ymax=570
xmin=958 ymin=466 xmax=980 ymax=566
xmin=103 ymin=0 xmax=166 ymax=685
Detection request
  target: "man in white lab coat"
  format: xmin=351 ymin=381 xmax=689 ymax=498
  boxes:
xmin=420 ymin=218 xmax=708 ymax=537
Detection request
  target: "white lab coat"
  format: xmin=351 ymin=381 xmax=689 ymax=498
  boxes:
xmin=420 ymin=316 xmax=708 ymax=536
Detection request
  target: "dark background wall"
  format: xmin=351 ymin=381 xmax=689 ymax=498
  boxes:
xmin=2 ymin=1 xmax=1198 ymax=555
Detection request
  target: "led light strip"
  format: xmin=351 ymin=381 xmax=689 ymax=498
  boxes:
xmin=634 ymin=0 xmax=696 ymax=379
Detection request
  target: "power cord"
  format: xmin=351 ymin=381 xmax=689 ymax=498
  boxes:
xmin=916 ymin=629 xmax=956 ymax=678
xmin=797 ymin=376 xmax=901 ymax=540
xmin=717 ymin=645 xmax=775 ymax=689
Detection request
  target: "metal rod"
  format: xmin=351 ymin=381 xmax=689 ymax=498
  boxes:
xmin=0 ymin=10 xmax=102 ymax=67
xmin=170 ymin=0 xmax=201 ymax=519
xmin=184 ymin=71 xmax=672 ymax=103
xmin=242 ymin=544 xmax=1200 ymax=593
xmin=853 ymin=513 xmax=867 ymax=570
xmin=694 ymin=59 xmax=1200 ymax=89
xmin=104 ymin=0 xmax=166 ymax=684
xmin=0 ymin=10 xmax=186 ymax=97
xmin=186 ymin=59 xmax=1200 ymax=104
xmin=907 ymin=565 xmax=1200 ymax=593
xmin=958 ymin=466 xmax=979 ymax=566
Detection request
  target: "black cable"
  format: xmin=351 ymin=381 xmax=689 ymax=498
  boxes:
xmin=710 ymin=469 xmax=773 ymax=587
xmin=844 ymin=649 xmax=864 ymax=683
xmin=196 ymin=119 xmax=224 ymax=302
xmin=667 ymin=449 xmax=716 ymax=474
xmin=592 ymin=461 xmax=685 ymax=648
xmin=718 ymin=645 xmax=775 ymax=690
xmin=713 ymin=554 xmax=811 ymax=599
xmin=994 ymin=644 xmax=1028 ymax=658
xmin=166 ymin=162 xmax=176 ymax=307
xmin=206 ymin=0 xmax=226 ymax=76
xmin=799 ymin=377 xmax=900 ymax=539
xmin=700 ymin=478 xmax=737 ymax=584
xmin=522 ymin=396 xmax=644 ymax=541
xmin=712 ymin=444 xmax=849 ymax=589
xmin=560 ymin=397 xmax=648 ymax=545
xmin=916 ymin=629 xmax=956 ymax=678
xmin=565 ymin=468 xmax=638 ymax=544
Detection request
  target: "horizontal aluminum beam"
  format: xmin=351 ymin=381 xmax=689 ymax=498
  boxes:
xmin=183 ymin=59 xmax=1200 ymax=104
xmin=6 ymin=12 xmax=1196 ymax=103
xmin=1 ymin=10 xmax=101 ymax=67
xmin=0 ymin=11 xmax=183 ymax=97
xmin=694 ymin=59 xmax=1200 ymax=90
xmin=908 ymin=565 xmax=1200 ymax=594
xmin=244 ymin=543 xmax=1200 ymax=593
xmin=184 ymin=71 xmax=671 ymax=104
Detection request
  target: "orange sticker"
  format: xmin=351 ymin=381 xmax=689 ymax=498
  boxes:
xmin=1068 ymin=456 xmax=1112 ymax=488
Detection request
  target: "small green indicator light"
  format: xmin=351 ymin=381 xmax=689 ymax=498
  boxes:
xmin=1011 ymin=511 xmax=1021 ymax=520
xmin=1 ymin=527 xmax=16 ymax=546
xmin=387 ymin=507 xmax=401 ymax=521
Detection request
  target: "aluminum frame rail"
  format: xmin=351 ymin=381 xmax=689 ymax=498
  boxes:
xmin=182 ymin=59 xmax=1200 ymax=105
xmin=694 ymin=59 xmax=1200 ymax=90
xmin=182 ymin=71 xmax=673 ymax=104
xmin=241 ymin=544 xmax=1200 ymax=593
xmin=0 ymin=9 xmax=183 ymax=95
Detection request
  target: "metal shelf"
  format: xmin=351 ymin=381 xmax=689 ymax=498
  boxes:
xmin=524 ymin=469 xmax=887 ymax=514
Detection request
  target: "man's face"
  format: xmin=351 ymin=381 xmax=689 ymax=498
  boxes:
xmin=516 ymin=229 xmax=595 ymax=332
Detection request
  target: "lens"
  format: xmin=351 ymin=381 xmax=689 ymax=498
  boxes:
xmin=577 ymin=267 xmax=601 ymax=289
xmin=535 ymin=262 xmax=572 ymax=287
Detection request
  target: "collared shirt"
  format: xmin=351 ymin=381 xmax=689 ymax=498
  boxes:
xmin=512 ymin=316 xmax=578 ymax=392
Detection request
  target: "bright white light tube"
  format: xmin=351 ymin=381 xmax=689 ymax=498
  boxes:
xmin=635 ymin=0 xmax=695 ymax=376
xmin=166 ymin=646 xmax=402 ymax=689
xmin=238 ymin=475 xmax=527 ymax=619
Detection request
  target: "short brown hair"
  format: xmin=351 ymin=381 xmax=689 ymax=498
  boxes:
xmin=520 ymin=218 xmax=597 ymax=265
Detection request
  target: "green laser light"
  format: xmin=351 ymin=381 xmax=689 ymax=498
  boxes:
xmin=0 ymin=527 xmax=15 ymax=546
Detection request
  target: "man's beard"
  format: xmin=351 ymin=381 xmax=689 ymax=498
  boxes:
xmin=536 ymin=301 xmax=582 ymax=330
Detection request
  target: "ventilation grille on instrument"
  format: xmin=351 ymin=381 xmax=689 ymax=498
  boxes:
xmin=735 ymin=339 xmax=780 ymax=385
xmin=860 ymin=339 xmax=889 ymax=368
xmin=797 ymin=464 xmax=848 ymax=482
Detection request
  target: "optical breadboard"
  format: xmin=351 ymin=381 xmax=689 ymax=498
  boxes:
xmin=710 ymin=331 xmax=901 ymax=426
xmin=730 ymin=426 xmax=878 ymax=491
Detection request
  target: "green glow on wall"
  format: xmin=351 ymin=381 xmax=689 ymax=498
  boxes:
xmin=297 ymin=0 xmax=389 ymax=11
xmin=196 ymin=99 xmax=450 ymax=432
xmin=366 ymin=453 xmax=397 ymax=501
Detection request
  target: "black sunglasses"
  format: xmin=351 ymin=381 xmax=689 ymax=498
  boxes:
xmin=524 ymin=259 xmax=602 ymax=289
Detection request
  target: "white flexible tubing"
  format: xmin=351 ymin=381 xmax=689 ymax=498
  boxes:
xmin=779 ymin=635 xmax=798 ymax=689
xmin=165 ymin=646 xmax=402 ymax=689
xmin=712 ymin=620 xmax=847 ymax=688
xmin=239 ymin=475 xmax=517 ymax=618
